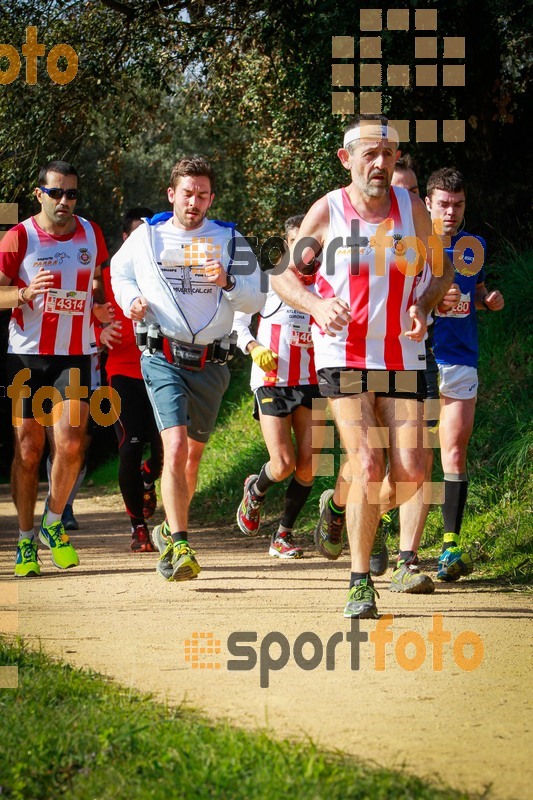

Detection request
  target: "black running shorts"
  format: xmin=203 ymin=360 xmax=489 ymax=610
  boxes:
xmin=317 ymin=367 xmax=428 ymax=402
xmin=253 ymin=384 xmax=324 ymax=420
xmin=6 ymin=353 xmax=92 ymax=420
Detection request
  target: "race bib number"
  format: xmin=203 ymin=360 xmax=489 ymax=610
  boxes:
xmin=290 ymin=323 xmax=313 ymax=348
xmin=435 ymin=292 xmax=471 ymax=319
xmin=45 ymin=289 xmax=87 ymax=315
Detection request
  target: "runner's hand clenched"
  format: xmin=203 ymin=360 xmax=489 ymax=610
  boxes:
xmin=314 ymin=297 xmax=351 ymax=337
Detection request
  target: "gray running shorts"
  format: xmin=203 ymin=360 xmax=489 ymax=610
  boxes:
xmin=141 ymin=351 xmax=230 ymax=442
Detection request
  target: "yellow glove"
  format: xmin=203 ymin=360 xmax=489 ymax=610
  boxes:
xmin=250 ymin=345 xmax=278 ymax=372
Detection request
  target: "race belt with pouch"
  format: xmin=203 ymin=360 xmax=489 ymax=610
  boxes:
xmin=137 ymin=322 xmax=237 ymax=370
xmin=168 ymin=333 xmax=237 ymax=371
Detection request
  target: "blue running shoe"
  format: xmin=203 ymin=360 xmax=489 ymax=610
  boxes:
xmin=437 ymin=546 xmax=474 ymax=582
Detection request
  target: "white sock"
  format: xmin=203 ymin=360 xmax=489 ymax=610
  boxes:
xmin=44 ymin=510 xmax=61 ymax=525
xmin=18 ymin=529 xmax=34 ymax=542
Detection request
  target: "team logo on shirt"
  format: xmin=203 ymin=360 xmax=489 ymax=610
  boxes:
xmin=77 ymin=247 xmax=91 ymax=265
xmin=34 ymin=252 xmax=69 ymax=267
xmin=390 ymin=233 xmax=407 ymax=256
xmin=455 ymin=249 xmax=477 ymax=277
xmin=359 ymin=236 xmax=372 ymax=256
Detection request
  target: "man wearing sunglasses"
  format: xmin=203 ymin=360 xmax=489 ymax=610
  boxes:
xmin=0 ymin=159 xmax=110 ymax=578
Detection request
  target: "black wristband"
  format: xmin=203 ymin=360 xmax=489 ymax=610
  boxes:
xmin=223 ymin=274 xmax=236 ymax=292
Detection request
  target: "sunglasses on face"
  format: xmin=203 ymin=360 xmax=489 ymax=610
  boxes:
xmin=39 ymin=186 xmax=79 ymax=200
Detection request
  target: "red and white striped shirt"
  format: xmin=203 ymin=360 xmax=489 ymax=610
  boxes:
xmin=0 ymin=215 xmax=108 ymax=356
xmin=312 ymin=186 xmax=430 ymax=371
xmin=234 ymin=284 xmax=317 ymax=390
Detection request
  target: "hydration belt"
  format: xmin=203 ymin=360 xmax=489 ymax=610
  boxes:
xmin=138 ymin=324 xmax=236 ymax=371
xmin=165 ymin=339 xmax=220 ymax=371
xmin=154 ymin=335 xmax=234 ymax=371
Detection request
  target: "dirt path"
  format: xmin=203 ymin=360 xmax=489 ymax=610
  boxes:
xmin=1 ymin=485 xmax=532 ymax=799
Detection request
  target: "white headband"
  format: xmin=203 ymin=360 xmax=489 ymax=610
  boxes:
xmin=343 ymin=122 xmax=399 ymax=148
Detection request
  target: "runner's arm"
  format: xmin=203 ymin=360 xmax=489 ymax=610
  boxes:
xmin=475 ymin=282 xmax=504 ymax=311
xmin=232 ymin=309 xmax=256 ymax=354
xmin=411 ymin=195 xmax=454 ymax=315
xmin=110 ymin=234 xmax=144 ymax=318
xmin=271 ymin=198 xmax=351 ymax=335
xmin=92 ymin=265 xmax=115 ymax=322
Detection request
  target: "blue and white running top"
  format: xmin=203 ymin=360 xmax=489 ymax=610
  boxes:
xmin=433 ymin=231 xmax=486 ymax=368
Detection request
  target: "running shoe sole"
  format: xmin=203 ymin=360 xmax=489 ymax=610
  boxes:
xmin=268 ymin=546 xmax=303 ymax=559
xmin=172 ymin=555 xmax=201 ymax=582
xmin=236 ymin=474 xmax=261 ymax=536
xmin=142 ymin=487 xmax=157 ymax=519
xmin=314 ymin=489 xmax=343 ymax=560
xmin=389 ymin=573 xmax=435 ymax=594
xmin=343 ymin=603 xmax=379 ymax=619
xmin=437 ymin=547 xmax=474 ymax=582
xmin=151 ymin=523 xmax=174 ymax=580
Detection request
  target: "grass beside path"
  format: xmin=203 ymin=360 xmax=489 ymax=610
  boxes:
xmin=0 ymin=639 xmax=476 ymax=800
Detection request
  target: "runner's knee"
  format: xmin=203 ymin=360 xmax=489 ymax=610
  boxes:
xmin=269 ymin=452 xmax=296 ymax=481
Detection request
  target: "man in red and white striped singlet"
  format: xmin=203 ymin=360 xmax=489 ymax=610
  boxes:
xmin=0 ymin=160 xmax=110 ymax=577
xmin=272 ymin=115 xmax=454 ymax=619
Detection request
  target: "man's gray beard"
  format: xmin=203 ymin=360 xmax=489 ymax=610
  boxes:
xmin=353 ymin=173 xmax=390 ymax=198
xmin=364 ymin=184 xmax=389 ymax=198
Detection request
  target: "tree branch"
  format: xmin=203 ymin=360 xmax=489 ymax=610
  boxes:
xmin=97 ymin=0 xmax=136 ymax=21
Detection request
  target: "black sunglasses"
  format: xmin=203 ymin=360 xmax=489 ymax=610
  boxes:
xmin=39 ymin=186 xmax=79 ymax=200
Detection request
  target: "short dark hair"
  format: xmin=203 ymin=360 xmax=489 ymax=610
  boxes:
xmin=426 ymin=167 xmax=466 ymax=199
xmin=122 ymin=206 xmax=154 ymax=236
xmin=284 ymin=214 xmax=305 ymax=236
xmin=169 ymin=156 xmax=215 ymax=193
xmin=38 ymin=160 xmax=78 ymax=185
xmin=395 ymin=153 xmax=415 ymax=172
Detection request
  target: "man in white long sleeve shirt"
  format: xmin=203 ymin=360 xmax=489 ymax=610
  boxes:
xmin=111 ymin=156 xmax=263 ymax=582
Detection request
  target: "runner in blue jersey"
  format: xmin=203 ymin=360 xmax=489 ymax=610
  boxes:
xmin=425 ymin=168 xmax=504 ymax=581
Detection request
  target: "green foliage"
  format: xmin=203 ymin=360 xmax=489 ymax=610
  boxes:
xmin=0 ymin=638 xmax=475 ymax=799
xmin=1 ymin=1 xmax=532 ymax=243
xmin=454 ymin=248 xmax=533 ymax=583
